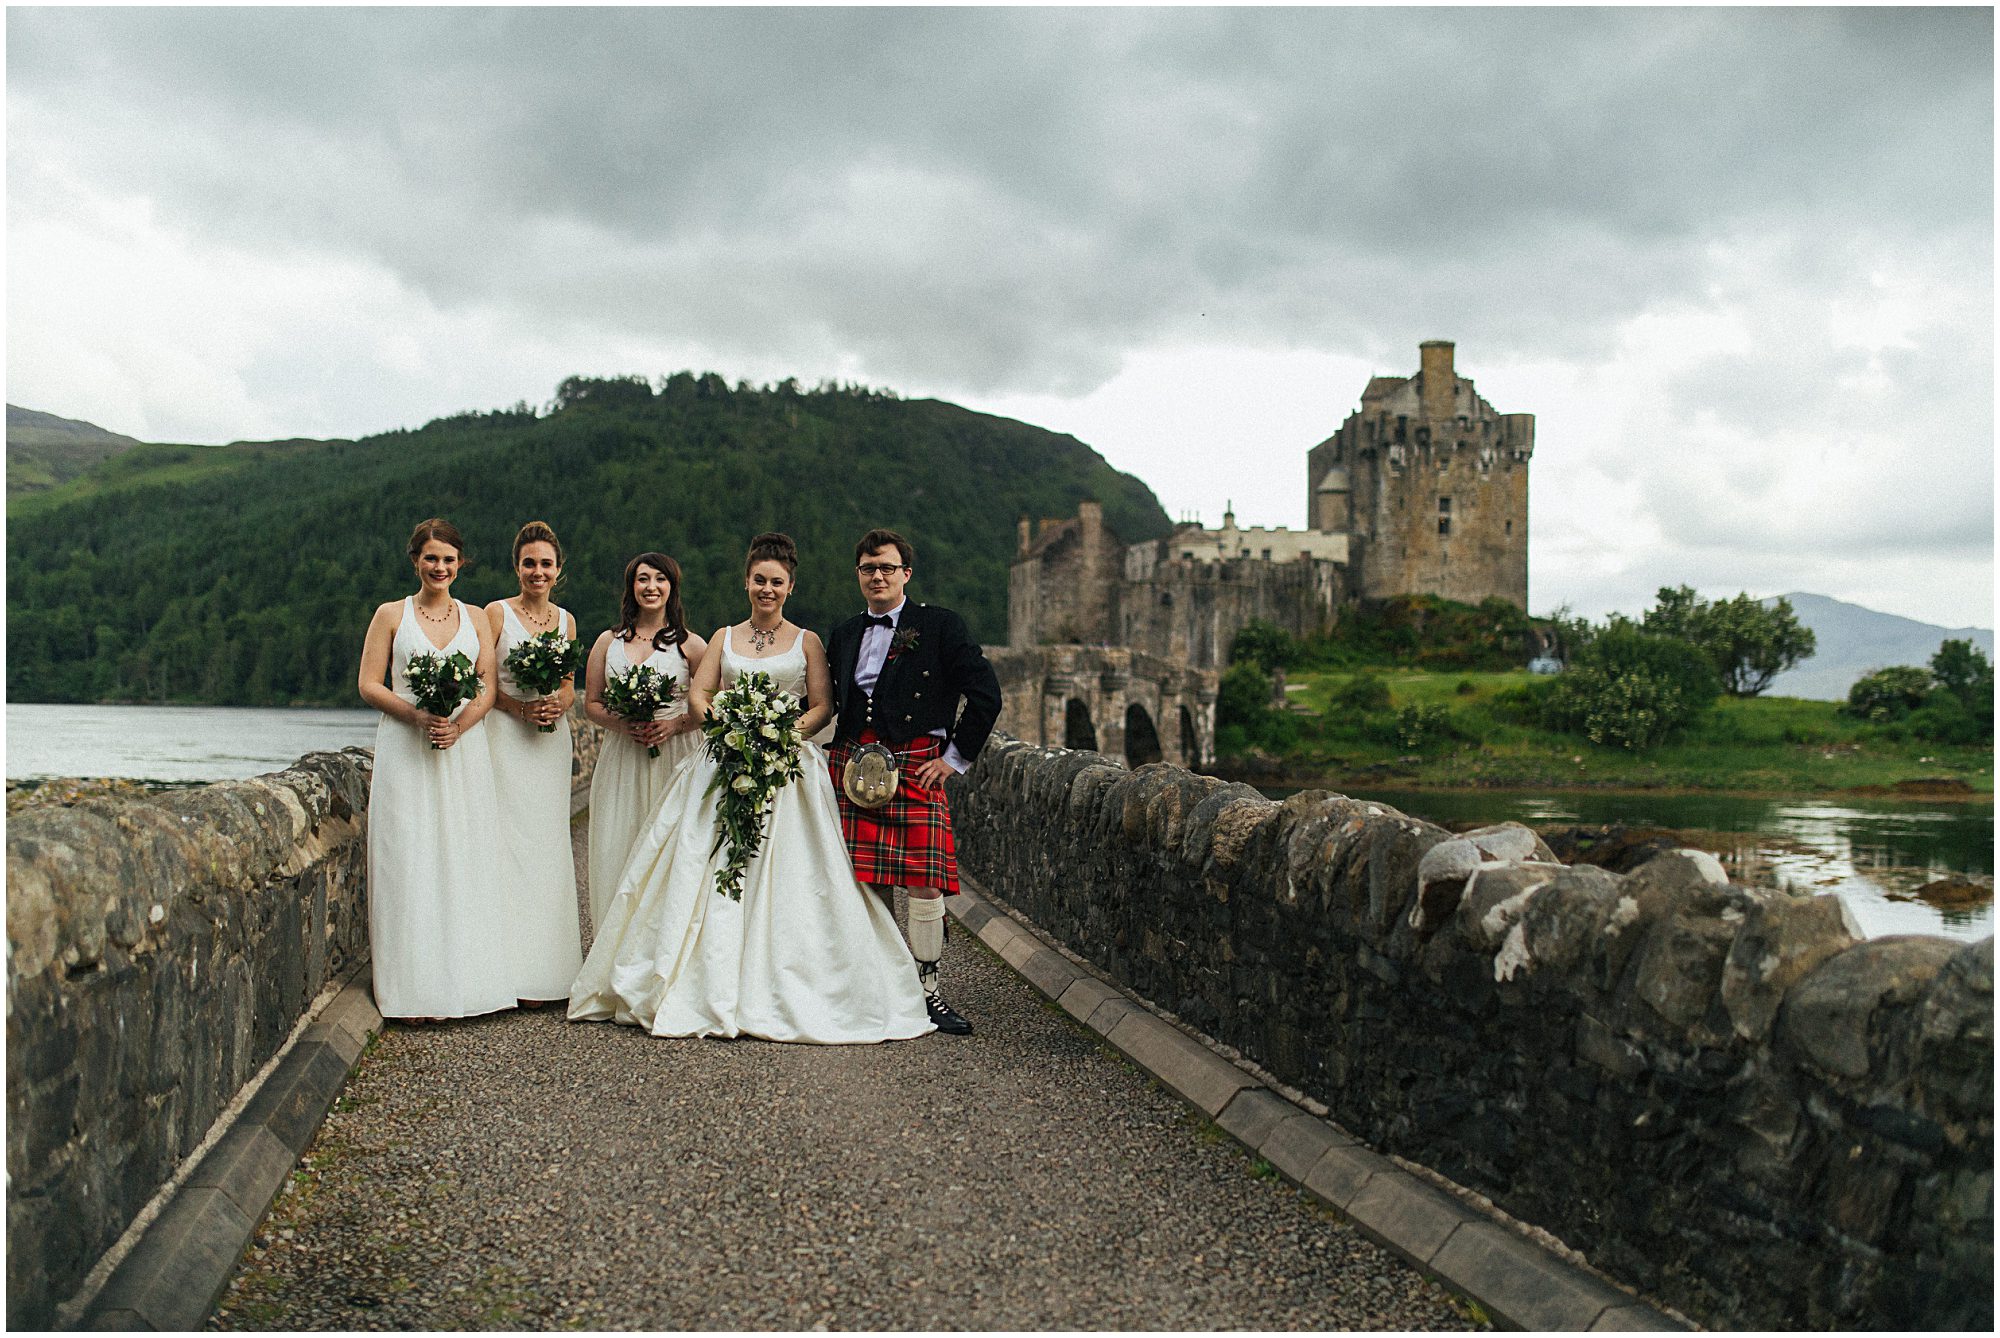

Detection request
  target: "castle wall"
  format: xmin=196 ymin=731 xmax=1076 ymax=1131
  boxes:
xmin=948 ymin=741 xmax=1994 ymax=1330
xmin=987 ymin=645 xmax=1217 ymax=769
xmin=1012 ymin=502 xmax=1119 ymax=645
xmin=1117 ymin=548 xmax=1343 ymax=670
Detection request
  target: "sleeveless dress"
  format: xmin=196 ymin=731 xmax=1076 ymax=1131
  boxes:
xmin=367 ymin=598 xmax=516 ymax=1019
xmin=585 ymin=633 xmax=697 ymax=933
xmin=490 ymin=601 xmax=585 ymax=1000
xmin=568 ymin=631 xmax=934 ymax=1043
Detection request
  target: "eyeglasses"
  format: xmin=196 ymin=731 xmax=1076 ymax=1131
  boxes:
xmin=856 ymin=563 xmax=909 ymax=576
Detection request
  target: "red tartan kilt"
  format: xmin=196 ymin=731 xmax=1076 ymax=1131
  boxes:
xmin=829 ymin=732 xmax=960 ymax=894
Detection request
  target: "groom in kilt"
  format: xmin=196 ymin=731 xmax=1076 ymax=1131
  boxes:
xmin=828 ymin=528 xmax=1003 ymax=1035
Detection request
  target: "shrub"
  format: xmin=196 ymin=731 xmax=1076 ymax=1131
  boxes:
xmin=1331 ymin=671 xmax=1392 ymax=714
xmin=1217 ymin=661 xmax=1275 ymax=729
xmin=1541 ymin=623 xmax=1722 ymax=749
xmin=1229 ymin=620 xmax=1298 ymax=674
xmin=1455 ymin=678 xmax=1479 ymax=696
xmin=1394 ymin=703 xmax=1454 ymax=751
xmin=1842 ymin=665 xmax=1934 ymax=722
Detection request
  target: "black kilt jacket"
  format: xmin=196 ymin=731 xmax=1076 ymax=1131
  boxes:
xmin=827 ymin=602 xmax=1002 ymax=762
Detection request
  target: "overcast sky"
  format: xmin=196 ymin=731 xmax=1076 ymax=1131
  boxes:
xmin=8 ymin=6 xmax=1993 ymax=627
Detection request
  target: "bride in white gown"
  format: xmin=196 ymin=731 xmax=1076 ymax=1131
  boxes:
xmin=569 ymin=532 xmax=934 ymax=1044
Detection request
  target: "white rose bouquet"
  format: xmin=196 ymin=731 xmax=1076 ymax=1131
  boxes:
xmin=504 ymin=628 xmax=587 ymax=732
xmin=602 ymin=663 xmax=676 ymax=758
xmin=404 ymin=650 xmax=483 ymax=749
xmin=700 ymin=670 xmax=806 ymax=900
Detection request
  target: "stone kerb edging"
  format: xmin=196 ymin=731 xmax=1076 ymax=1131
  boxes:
xmin=946 ymin=880 xmax=1683 ymax=1331
xmin=945 ymin=738 xmax=1993 ymax=1330
xmin=79 ymin=963 xmax=385 ymax=1330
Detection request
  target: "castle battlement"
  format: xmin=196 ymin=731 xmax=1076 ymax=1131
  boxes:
xmin=1011 ymin=341 xmax=1531 ymax=668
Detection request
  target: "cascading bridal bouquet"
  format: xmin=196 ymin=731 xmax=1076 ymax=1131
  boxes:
xmin=602 ymin=663 xmax=678 ymax=758
xmin=504 ymin=628 xmax=587 ymax=732
xmin=700 ymin=670 xmax=807 ymax=901
xmin=404 ymin=650 xmax=483 ymax=749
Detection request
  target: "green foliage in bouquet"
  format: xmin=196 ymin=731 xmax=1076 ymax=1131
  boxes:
xmin=701 ymin=671 xmax=807 ymax=900
xmin=504 ymin=628 xmax=587 ymax=731
xmin=405 ymin=650 xmax=482 ymax=749
xmin=602 ymin=662 xmax=675 ymax=758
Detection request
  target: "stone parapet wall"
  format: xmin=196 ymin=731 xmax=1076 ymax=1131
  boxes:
xmin=6 ymin=707 xmax=607 ymax=1328
xmin=948 ymin=739 xmax=1993 ymax=1330
xmin=6 ymin=749 xmax=375 ymax=1327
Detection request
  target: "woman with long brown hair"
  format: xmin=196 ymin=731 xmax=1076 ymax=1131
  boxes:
xmin=356 ymin=518 xmax=514 ymax=1022
xmin=581 ymin=552 xmax=708 ymax=932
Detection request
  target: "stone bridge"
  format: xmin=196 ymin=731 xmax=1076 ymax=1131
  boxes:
xmin=6 ymin=725 xmax=1991 ymax=1331
xmin=987 ymin=644 xmax=1218 ymax=769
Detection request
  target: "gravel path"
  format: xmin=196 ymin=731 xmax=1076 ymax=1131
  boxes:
xmin=211 ymin=813 xmax=1480 ymax=1331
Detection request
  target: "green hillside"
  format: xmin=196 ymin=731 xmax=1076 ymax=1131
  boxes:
xmin=7 ymin=374 xmax=1170 ymax=705
xmin=6 ymin=404 xmax=146 ymax=495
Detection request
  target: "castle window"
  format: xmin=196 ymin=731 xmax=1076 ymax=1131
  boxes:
xmin=1159 ymin=591 xmax=1174 ymax=607
xmin=1439 ymin=517 xmax=1451 ymax=536
xmin=1395 ymin=416 xmax=1407 ymax=444
xmin=1262 ymin=548 xmax=1273 ymax=561
xmin=1504 ymin=520 xmax=1512 ymax=535
xmin=1181 ymin=551 xmax=1195 ymax=561
xmin=1439 ymin=496 xmax=1452 ymax=513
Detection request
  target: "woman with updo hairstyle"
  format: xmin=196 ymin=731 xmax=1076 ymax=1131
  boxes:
xmin=481 ymin=521 xmax=584 ymax=1003
xmin=582 ymin=552 xmax=708 ymax=931
xmin=356 ymin=517 xmax=514 ymax=1022
xmin=570 ymin=532 xmax=932 ymax=1044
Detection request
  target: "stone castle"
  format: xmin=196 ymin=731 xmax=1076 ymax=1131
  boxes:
xmin=1009 ymin=340 xmax=1534 ymax=670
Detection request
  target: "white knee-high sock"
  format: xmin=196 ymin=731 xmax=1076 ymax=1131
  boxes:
xmin=908 ymin=895 xmax=946 ymax=994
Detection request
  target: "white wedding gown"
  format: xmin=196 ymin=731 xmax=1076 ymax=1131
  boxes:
xmin=568 ymin=632 xmax=934 ymax=1043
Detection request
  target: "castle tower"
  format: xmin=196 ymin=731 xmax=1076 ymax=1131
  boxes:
xmin=1305 ymin=341 xmax=1533 ymax=608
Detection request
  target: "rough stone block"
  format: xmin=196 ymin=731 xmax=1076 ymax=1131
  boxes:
xmin=1104 ymin=1012 xmax=1254 ymax=1116
xmin=184 ymin=1125 xmax=294 ymax=1221
xmin=1430 ymin=1221 xmax=1636 ymax=1330
xmin=1303 ymin=1140 xmax=1394 ymax=1209
xmin=1214 ymin=1087 xmax=1294 ymax=1150
xmin=84 ymin=1185 xmax=252 ymax=1331
xmin=1259 ymin=1112 xmax=1354 ymax=1186
xmin=1341 ymin=1173 xmax=1478 ymax=1266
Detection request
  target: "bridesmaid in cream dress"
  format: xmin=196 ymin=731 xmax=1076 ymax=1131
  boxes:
xmin=581 ymin=552 xmax=708 ymax=933
xmin=357 ymin=518 xmax=515 ymax=1022
xmin=483 ymin=520 xmax=585 ymax=1004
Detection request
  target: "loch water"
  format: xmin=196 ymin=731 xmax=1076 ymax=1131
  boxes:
xmin=1261 ymin=784 xmax=1992 ymax=944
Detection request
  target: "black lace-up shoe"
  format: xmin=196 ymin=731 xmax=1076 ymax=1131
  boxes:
xmin=926 ymin=993 xmax=973 ymax=1035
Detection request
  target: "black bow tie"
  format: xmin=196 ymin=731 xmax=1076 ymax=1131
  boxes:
xmin=866 ymin=614 xmax=894 ymax=628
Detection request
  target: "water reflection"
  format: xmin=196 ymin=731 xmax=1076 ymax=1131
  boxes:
xmin=1259 ymin=785 xmax=1993 ymax=944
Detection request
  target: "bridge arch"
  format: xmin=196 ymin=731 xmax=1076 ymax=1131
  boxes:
xmin=1124 ymin=703 xmax=1162 ymax=767
xmin=1064 ymin=698 xmax=1097 ymax=752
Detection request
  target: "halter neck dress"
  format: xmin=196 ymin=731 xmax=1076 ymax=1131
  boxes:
xmin=367 ymin=597 xmax=515 ymax=1019
xmin=489 ymin=600 xmax=584 ymax=1000
xmin=586 ymin=631 xmax=697 ymax=930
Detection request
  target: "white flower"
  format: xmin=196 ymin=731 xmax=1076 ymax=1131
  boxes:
xmin=760 ymin=724 xmax=780 ymax=740
xmin=725 ymin=730 xmax=746 ymax=750
xmin=731 ymin=774 xmax=756 ymax=793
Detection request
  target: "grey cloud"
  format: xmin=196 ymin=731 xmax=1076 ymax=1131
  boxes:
xmin=10 ymin=6 xmax=1989 ymax=399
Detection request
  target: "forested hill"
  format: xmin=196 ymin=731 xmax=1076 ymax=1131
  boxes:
xmin=7 ymin=375 xmax=1171 ymax=706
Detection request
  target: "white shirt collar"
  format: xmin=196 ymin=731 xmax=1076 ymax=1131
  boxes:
xmin=866 ymin=598 xmax=908 ymax=626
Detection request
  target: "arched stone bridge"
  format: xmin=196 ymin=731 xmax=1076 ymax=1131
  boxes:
xmin=986 ymin=645 xmax=1217 ymax=769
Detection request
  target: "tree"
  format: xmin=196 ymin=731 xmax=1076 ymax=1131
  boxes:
xmin=1229 ymin=620 xmax=1297 ymax=674
xmin=1542 ymin=622 xmax=1722 ymax=749
xmin=1641 ymin=586 xmax=1816 ymax=697
xmin=1928 ymin=639 xmax=1994 ymax=740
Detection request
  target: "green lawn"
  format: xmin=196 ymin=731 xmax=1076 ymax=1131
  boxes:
xmin=1231 ymin=668 xmax=1993 ymax=795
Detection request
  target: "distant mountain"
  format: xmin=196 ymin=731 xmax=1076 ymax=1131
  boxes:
xmin=6 ymin=375 xmax=1171 ymax=705
xmin=6 ymin=405 xmax=146 ymax=495
xmin=1763 ymin=592 xmax=1995 ymax=700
